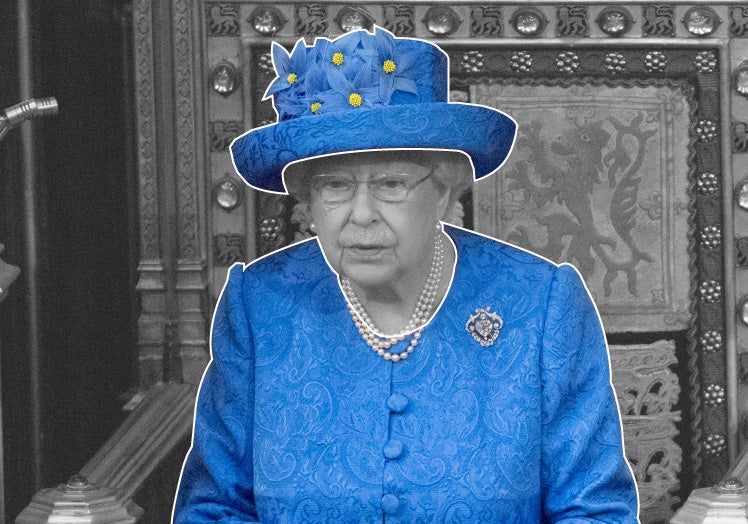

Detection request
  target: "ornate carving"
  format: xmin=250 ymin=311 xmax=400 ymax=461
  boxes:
xmin=694 ymin=51 xmax=717 ymax=74
xmin=734 ymin=122 xmax=748 ymax=153
xmin=555 ymin=51 xmax=579 ymax=73
xmin=699 ymin=226 xmax=722 ymax=249
xmin=700 ymin=330 xmax=723 ymax=353
xmin=604 ymin=53 xmax=626 ymax=74
xmin=460 ymin=51 xmax=484 ymax=73
xmin=472 ymin=81 xmax=689 ymax=332
xmin=730 ymin=6 xmax=748 ymax=37
xmin=510 ymin=51 xmax=532 ymax=73
xmin=206 ymin=3 xmax=240 ymax=36
xmin=644 ymin=51 xmax=667 ymax=73
xmin=696 ymin=172 xmax=720 ymax=195
xmin=696 ymin=119 xmax=718 ymax=142
xmin=556 ymin=5 xmax=588 ymax=37
xmin=642 ymin=5 xmax=675 ymax=36
xmin=135 ymin=0 xmax=159 ymax=262
xmin=213 ymin=234 xmax=246 ymax=266
xmin=174 ymin=0 xmax=199 ymax=261
xmin=470 ymin=6 xmax=502 ymax=37
xmin=704 ymin=434 xmax=726 ymax=456
xmin=611 ymin=340 xmax=681 ymax=521
xmin=258 ymin=52 xmax=274 ymax=74
xmin=737 ymin=237 xmax=748 ymax=268
xmin=383 ymin=4 xmax=415 ymax=36
xmin=291 ymin=202 xmax=314 ymax=241
xmin=295 ymin=4 xmax=328 ymax=36
xmin=697 ymin=280 xmax=722 ymax=303
xmin=259 ymin=217 xmax=285 ymax=243
xmin=703 ymin=384 xmax=726 ymax=406
xmin=210 ymin=120 xmax=243 ymax=151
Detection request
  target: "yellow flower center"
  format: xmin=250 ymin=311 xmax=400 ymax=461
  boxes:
xmin=332 ymin=52 xmax=344 ymax=66
xmin=348 ymin=93 xmax=362 ymax=107
xmin=383 ymin=59 xmax=396 ymax=74
xmin=287 ymin=73 xmax=297 ymax=85
xmin=310 ymin=102 xmax=322 ymax=113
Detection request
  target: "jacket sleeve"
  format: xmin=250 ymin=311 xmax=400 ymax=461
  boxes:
xmin=173 ymin=263 xmax=261 ymax=523
xmin=540 ymin=263 xmax=639 ymax=523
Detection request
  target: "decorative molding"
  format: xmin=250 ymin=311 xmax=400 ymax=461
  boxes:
xmin=642 ymin=5 xmax=675 ymax=37
xmin=174 ymin=0 xmax=199 ymax=262
xmin=556 ymin=5 xmax=588 ymax=37
xmin=134 ymin=0 xmax=159 ymax=263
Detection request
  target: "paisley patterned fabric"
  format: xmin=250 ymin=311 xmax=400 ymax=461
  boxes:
xmin=174 ymin=226 xmax=639 ymax=523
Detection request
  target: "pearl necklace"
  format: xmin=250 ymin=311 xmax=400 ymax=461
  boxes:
xmin=341 ymin=232 xmax=445 ymax=362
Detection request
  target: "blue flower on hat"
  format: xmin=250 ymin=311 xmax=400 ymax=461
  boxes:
xmin=263 ymin=39 xmax=309 ymax=100
xmin=316 ymin=32 xmax=366 ymax=77
xmin=367 ymin=28 xmax=419 ymax=104
xmin=322 ymin=58 xmax=382 ymax=112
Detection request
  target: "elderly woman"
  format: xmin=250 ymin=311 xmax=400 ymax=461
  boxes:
xmin=174 ymin=28 xmax=638 ymax=523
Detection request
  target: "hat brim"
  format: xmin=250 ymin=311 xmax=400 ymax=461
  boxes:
xmin=230 ymin=102 xmax=517 ymax=194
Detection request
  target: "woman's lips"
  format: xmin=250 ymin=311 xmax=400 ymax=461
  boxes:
xmin=344 ymin=245 xmax=390 ymax=259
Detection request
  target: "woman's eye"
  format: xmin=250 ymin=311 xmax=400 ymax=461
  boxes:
xmin=325 ymin=178 xmax=351 ymax=190
xmin=378 ymin=178 xmax=406 ymax=190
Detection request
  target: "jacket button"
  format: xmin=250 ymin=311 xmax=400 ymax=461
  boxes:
xmin=383 ymin=440 xmax=404 ymax=459
xmin=381 ymin=494 xmax=399 ymax=514
xmin=387 ymin=393 xmax=408 ymax=413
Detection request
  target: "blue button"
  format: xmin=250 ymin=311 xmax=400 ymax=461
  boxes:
xmin=387 ymin=393 xmax=408 ymax=413
xmin=382 ymin=494 xmax=399 ymax=514
xmin=383 ymin=440 xmax=404 ymax=459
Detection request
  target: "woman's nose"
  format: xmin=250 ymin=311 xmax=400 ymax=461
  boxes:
xmin=348 ymin=182 xmax=379 ymax=225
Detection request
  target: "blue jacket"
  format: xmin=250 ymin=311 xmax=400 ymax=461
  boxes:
xmin=174 ymin=226 xmax=639 ymax=523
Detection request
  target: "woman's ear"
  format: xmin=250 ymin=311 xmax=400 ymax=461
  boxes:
xmin=432 ymin=164 xmax=452 ymax=221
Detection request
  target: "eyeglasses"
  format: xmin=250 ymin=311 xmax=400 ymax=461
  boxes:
xmin=311 ymin=169 xmax=434 ymax=204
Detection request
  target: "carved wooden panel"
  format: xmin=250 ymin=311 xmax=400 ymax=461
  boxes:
xmin=472 ymin=81 xmax=691 ymax=333
xmin=611 ymin=340 xmax=682 ymax=522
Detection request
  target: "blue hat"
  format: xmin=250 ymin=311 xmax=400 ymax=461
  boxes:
xmin=230 ymin=27 xmax=517 ymax=194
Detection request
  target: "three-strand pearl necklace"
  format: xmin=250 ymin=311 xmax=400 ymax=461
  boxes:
xmin=340 ymin=232 xmax=445 ymax=362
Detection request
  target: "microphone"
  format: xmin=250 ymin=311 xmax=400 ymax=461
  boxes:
xmin=0 ymin=97 xmax=59 ymax=142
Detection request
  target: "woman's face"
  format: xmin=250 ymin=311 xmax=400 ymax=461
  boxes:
xmin=304 ymin=151 xmax=450 ymax=291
